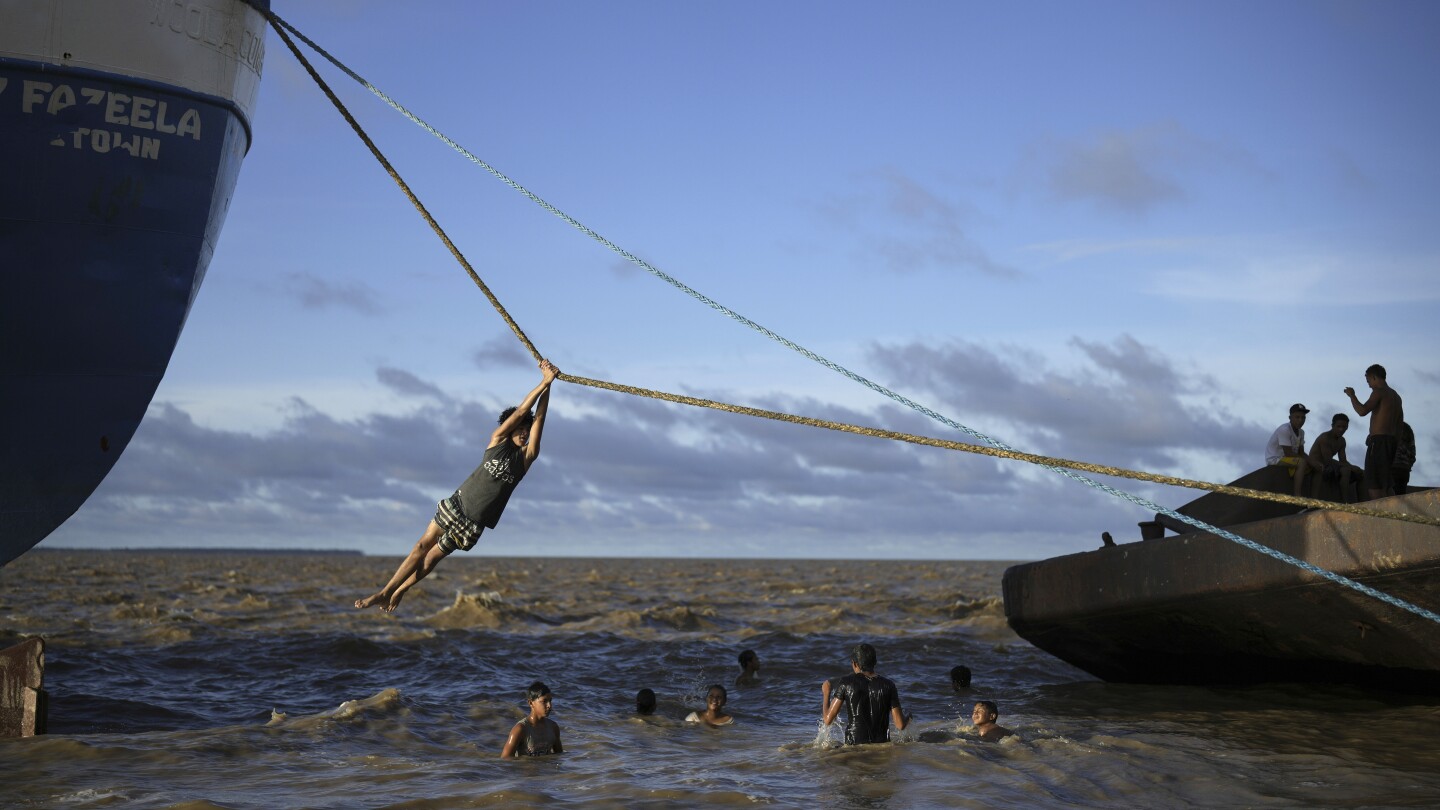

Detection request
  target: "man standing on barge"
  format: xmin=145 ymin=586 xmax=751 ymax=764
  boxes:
xmin=1345 ymin=363 xmax=1404 ymax=501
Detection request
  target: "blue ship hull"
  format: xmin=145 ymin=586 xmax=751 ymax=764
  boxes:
xmin=1 ymin=1 xmax=266 ymax=567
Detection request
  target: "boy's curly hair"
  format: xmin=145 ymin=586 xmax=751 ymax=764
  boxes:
xmin=498 ymin=406 xmax=535 ymax=427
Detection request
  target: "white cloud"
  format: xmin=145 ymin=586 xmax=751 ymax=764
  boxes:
xmin=1049 ymin=132 xmax=1183 ymax=213
xmin=813 ymin=167 xmax=1020 ymax=278
xmin=1149 ymin=250 xmax=1440 ymax=306
xmin=1021 ymin=229 xmax=1440 ymax=309
xmin=283 ymin=272 xmax=386 ymax=315
xmin=471 ymin=334 xmax=533 ymax=369
xmin=1019 ymin=235 xmax=1212 ymax=264
xmin=376 ymin=366 xmax=450 ymax=401
xmin=1032 ymin=121 xmax=1269 ymax=215
xmin=866 ymin=334 xmax=1261 ymax=474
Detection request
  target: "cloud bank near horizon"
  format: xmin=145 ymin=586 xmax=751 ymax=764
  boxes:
xmin=47 ymin=334 xmax=1327 ymax=560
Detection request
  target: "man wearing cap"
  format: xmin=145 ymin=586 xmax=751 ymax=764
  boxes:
xmin=1265 ymin=403 xmax=1319 ymax=497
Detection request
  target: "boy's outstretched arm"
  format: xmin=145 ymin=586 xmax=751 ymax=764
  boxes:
xmin=524 ymin=374 xmax=555 ymax=467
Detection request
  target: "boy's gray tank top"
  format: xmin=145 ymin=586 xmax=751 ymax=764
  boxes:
xmin=456 ymin=441 xmax=527 ymax=529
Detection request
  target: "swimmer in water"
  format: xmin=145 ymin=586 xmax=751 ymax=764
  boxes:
xmin=971 ymin=700 xmax=1012 ymax=742
xmin=950 ymin=665 xmax=972 ymax=691
xmin=736 ymin=649 xmax=761 ymax=686
xmin=685 ymin=684 xmax=734 ymax=727
xmin=822 ymin=643 xmax=910 ymax=745
xmin=501 ymin=681 xmax=563 ymax=757
xmin=636 ymin=688 xmax=657 ymax=716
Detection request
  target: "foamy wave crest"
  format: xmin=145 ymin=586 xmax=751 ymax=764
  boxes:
xmin=946 ymin=596 xmax=1005 ymax=620
xmin=330 ymin=688 xmax=403 ymax=721
xmin=574 ymin=609 xmax=637 ymax=629
xmin=104 ymin=602 xmax=198 ymax=643
xmin=265 ymin=688 xmax=404 ymax=732
xmin=424 ymin=590 xmax=534 ymax=629
xmin=641 ymin=603 xmax=716 ymax=631
xmin=785 ymin=606 xmax=855 ymax=634
xmin=110 ymin=602 xmax=182 ymax=621
xmin=566 ymin=603 xmax=719 ymax=634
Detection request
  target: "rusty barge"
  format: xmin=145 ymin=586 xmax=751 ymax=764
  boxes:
xmin=1002 ymin=473 xmax=1440 ymax=693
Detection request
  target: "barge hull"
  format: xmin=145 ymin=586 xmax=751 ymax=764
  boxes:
xmin=1003 ymin=489 xmax=1440 ymax=691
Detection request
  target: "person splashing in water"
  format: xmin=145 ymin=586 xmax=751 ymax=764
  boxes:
xmin=686 ymin=684 xmax=734 ymax=727
xmin=971 ymin=700 xmax=1013 ymax=742
xmin=355 ymin=359 xmax=558 ymax=613
xmin=736 ymin=649 xmax=762 ymax=686
xmin=822 ymin=642 xmax=910 ymax=744
xmin=635 ymin=688 xmax=658 ymax=716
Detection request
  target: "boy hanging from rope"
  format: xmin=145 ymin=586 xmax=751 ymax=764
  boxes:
xmin=355 ymin=359 xmax=559 ymax=613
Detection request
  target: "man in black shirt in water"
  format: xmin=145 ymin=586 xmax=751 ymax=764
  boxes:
xmin=821 ymin=643 xmax=911 ymax=744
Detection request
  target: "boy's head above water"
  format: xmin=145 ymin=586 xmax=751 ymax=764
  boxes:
xmin=525 ymin=681 xmax=553 ymax=716
xmin=635 ymin=688 xmax=656 ymax=715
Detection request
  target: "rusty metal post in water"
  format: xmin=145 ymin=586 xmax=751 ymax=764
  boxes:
xmin=0 ymin=637 xmax=46 ymax=737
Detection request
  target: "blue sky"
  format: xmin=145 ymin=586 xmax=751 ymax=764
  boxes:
xmin=49 ymin=0 xmax=1440 ymax=559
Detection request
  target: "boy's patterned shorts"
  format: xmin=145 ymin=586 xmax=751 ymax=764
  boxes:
xmin=435 ymin=492 xmax=483 ymax=553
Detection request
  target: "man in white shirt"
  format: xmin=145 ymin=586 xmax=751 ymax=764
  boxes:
xmin=1265 ymin=403 xmax=1319 ymax=497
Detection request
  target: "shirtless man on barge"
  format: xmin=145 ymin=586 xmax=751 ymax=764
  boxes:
xmin=1345 ymin=363 xmax=1404 ymax=501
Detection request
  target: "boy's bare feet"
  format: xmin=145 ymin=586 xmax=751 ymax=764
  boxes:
xmin=354 ymin=592 xmax=388 ymax=610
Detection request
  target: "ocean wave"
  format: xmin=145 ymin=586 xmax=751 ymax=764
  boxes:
xmin=425 ymin=590 xmax=536 ymax=630
xmin=639 ymin=603 xmax=717 ymax=632
xmin=266 ymin=633 xmax=399 ymax=669
xmin=262 ymin=688 xmax=407 ymax=734
xmin=591 ymin=603 xmax=721 ymax=633
xmin=945 ymin=596 xmax=1005 ymax=620
xmin=232 ymin=593 xmax=272 ymax=611
xmin=330 ymin=687 xmax=404 ymax=721
xmin=73 ymin=589 xmax=138 ymax=606
xmin=109 ymin=602 xmax=188 ymax=622
xmin=48 ymin=691 xmax=212 ymax=735
xmin=142 ymin=625 xmax=195 ymax=645
xmin=781 ymin=606 xmax=857 ymax=635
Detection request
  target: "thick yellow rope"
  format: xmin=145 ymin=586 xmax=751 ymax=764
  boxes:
xmin=565 ymin=374 xmax=1440 ymax=528
xmin=267 ymin=19 xmax=1439 ymax=531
